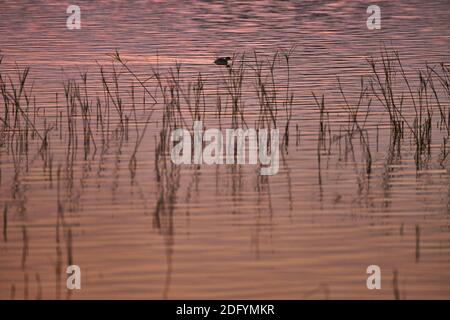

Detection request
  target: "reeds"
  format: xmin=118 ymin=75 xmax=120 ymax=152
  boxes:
xmin=0 ymin=47 xmax=448 ymax=202
xmin=336 ymin=77 xmax=372 ymax=174
xmin=366 ymin=48 xmax=449 ymax=169
xmin=1 ymin=47 xmax=449 ymax=299
xmin=0 ymin=56 xmax=43 ymax=164
xmin=0 ymin=47 xmax=448 ymax=215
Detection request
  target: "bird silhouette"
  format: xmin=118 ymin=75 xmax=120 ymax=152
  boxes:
xmin=214 ymin=57 xmax=232 ymax=68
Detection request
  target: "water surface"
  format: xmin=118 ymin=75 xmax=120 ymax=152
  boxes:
xmin=0 ymin=0 xmax=450 ymax=299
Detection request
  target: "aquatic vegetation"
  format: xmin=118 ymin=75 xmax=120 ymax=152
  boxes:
xmin=1 ymin=47 xmax=449 ymax=299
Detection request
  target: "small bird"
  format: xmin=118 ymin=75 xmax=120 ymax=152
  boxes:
xmin=214 ymin=57 xmax=232 ymax=67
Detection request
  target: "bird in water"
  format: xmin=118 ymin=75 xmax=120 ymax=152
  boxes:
xmin=214 ymin=57 xmax=231 ymax=68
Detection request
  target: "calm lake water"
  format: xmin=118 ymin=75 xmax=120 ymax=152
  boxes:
xmin=0 ymin=0 xmax=450 ymax=299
